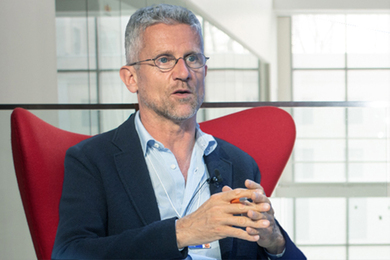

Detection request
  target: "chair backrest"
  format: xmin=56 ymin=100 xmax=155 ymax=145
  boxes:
xmin=11 ymin=106 xmax=295 ymax=259
xmin=11 ymin=108 xmax=91 ymax=260
xmin=199 ymin=106 xmax=296 ymax=196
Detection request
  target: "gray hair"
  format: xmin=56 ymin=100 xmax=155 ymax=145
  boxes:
xmin=124 ymin=4 xmax=203 ymax=65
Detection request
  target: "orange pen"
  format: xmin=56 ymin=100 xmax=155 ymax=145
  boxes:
xmin=231 ymin=197 xmax=248 ymax=204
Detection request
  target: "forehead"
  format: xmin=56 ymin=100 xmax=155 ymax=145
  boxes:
xmin=141 ymin=23 xmax=202 ymax=56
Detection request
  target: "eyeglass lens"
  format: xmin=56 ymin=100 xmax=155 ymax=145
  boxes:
xmin=155 ymin=53 xmax=207 ymax=70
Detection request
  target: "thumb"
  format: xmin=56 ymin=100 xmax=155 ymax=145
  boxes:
xmin=222 ymin=185 xmax=233 ymax=192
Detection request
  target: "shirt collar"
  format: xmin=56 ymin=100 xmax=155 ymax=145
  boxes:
xmin=134 ymin=111 xmax=217 ymax=157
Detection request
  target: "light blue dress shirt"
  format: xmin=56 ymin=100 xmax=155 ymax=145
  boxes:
xmin=134 ymin=112 xmax=221 ymax=260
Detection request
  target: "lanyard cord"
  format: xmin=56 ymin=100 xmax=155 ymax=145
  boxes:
xmin=146 ymin=152 xmax=209 ymax=219
xmin=147 ymin=155 xmax=182 ymax=218
xmin=182 ymin=177 xmax=209 ymax=216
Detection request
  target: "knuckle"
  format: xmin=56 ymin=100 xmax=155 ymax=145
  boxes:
xmin=237 ymin=216 xmax=247 ymax=225
xmin=233 ymin=188 xmax=244 ymax=196
xmin=210 ymin=193 xmax=221 ymax=201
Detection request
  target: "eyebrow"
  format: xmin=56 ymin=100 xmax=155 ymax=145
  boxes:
xmin=153 ymin=51 xmax=200 ymax=58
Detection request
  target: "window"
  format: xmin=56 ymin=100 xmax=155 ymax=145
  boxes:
xmin=286 ymin=14 xmax=390 ymax=259
xmin=55 ymin=0 xmax=262 ymax=134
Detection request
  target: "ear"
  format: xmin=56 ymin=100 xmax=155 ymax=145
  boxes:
xmin=120 ymin=65 xmax=138 ymax=93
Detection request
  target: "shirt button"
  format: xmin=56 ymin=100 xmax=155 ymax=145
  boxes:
xmin=170 ymin=164 xmax=177 ymax=170
xmin=153 ymin=143 xmax=160 ymax=149
xmin=194 ymin=167 xmax=198 ymax=173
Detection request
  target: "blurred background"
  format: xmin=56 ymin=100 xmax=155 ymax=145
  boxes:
xmin=1 ymin=0 xmax=389 ymax=259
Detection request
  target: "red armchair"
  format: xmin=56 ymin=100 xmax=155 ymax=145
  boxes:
xmin=11 ymin=108 xmax=90 ymax=260
xmin=11 ymin=106 xmax=295 ymax=260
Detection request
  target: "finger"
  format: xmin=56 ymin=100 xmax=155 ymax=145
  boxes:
xmin=222 ymin=185 xmax=232 ymax=192
xmin=223 ymin=214 xmax=267 ymax=230
xmin=226 ymin=226 xmax=260 ymax=242
xmin=251 ymin=191 xmax=269 ymax=204
xmin=245 ymin=179 xmax=264 ymax=193
xmin=245 ymin=220 xmax=272 ymax=236
xmin=247 ymin=209 xmax=269 ymax=220
xmin=245 ymin=219 xmax=271 ymax=233
xmin=246 ymin=226 xmax=260 ymax=235
xmin=220 ymin=188 xmax=261 ymax=203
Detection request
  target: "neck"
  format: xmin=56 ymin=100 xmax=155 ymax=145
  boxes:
xmin=139 ymin=110 xmax=197 ymax=182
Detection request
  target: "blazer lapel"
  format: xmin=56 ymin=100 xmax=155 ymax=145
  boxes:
xmin=204 ymin=142 xmax=234 ymax=259
xmin=112 ymin=114 xmax=161 ymax=226
xmin=111 ymin=118 xmax=235 ymax=257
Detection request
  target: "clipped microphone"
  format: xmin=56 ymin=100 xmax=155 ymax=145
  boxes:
xmin=208 ymin=169 xmax=223 ymax=187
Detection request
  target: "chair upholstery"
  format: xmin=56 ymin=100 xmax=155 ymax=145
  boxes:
xmin=11 ymin=108 xmax=91 ymax=260
xmin=199 ymin=106 xmax=296 ymax=196
xmin=11 ymin=106 xmax=295 ymax=260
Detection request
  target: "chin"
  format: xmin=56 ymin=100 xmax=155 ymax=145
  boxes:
xmin=166 ymin=107 xmax=198 ymax=123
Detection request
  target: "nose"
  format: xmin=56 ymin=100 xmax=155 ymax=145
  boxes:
xmin=172 ymin=57 xmax=191 ymax=81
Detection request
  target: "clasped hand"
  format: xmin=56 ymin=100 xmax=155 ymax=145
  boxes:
xmin=176 ymin=180 xmax=285 ymax=254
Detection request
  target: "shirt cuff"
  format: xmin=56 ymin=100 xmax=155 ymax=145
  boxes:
xmin=265 ymin=247 xmax=286 ymax=259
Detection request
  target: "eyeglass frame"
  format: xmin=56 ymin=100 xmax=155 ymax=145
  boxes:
xmin=127 ymin=52 xmax=209 ymax=71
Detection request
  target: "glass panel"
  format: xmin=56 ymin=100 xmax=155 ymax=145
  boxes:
xmin=349 ymin=246 xmax=390 ymax=260
xmin=294 ymin=139 xmax=346 ymax=162
xmin=296 ymin=198 xmax=346 ymax=244
xmin=98 ymin=16 xmax=123 ymax=70
xmin=56 ymin=17 xmax=96 ymax=70
xmin=293 ymin=70 xmax=346 ymax=101
xmin=205 ymin=70 xmax=258 ymax=119
xmin=349 ymin=198 xmax=390 ymax=244
xmin=348 ymin=163 xmax=388 ymax=182
xmin=294 ymin=108 xmax=346 ymax=138
xmin=204 ymin=21 xmax=258 ymax=69
xmin=347 ymin=15 xmax=390 ymax=68
xmin=120 ymin=16 xmax=130 ymax=65
xmin=270 ymin=198 xmax=294 ymax=238
xmin=298 ymin=246 xmax=346 ymax=260
xmin=292 ymin=15 xmax=346 ymax=68
xmin=294 ymin=163 xmax=346 ymax=183
xmin=347 ymin=70 xmax=390 ymax=102
xmin=294 ymin=107 xmax=347 ymax=182
xmin=100 ymin=109 xmax=133 ymax=133
xmin=58 ymin=72 xmax=97 ymax=103
xmin=99 ymin=72 xmax=137 ymax=132
xmin=348 ymin=108 xmax=388 ymax=139
xmin=348 ymin=139 xmax=388 ymax=162
xmin=57 ymin=72 xmax=98 ymax=134
xmin=348 ymin=54 xmax=390 ymax=68
xmin=59 ymin=110 xmax=99 ymax=135
xmin=205 ymin=70 xmax=258 ymax=102
xmin=99 ymin=71 xmax=136 ymax=103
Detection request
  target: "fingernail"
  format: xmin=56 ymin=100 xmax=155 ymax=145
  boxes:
xmin=262 ymin=220 xmax=270 ymax=226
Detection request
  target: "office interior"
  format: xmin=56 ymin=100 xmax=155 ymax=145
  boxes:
xmin=1 ymin=0 xmax=389 ymax=259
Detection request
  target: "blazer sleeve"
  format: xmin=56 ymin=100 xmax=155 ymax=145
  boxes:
xmin=51 ymin=144 xmax=187 ymax=260
xmin=211 ymin=139 xmax=305 ymax=259
xmin=257 ymin=220 xmax=306 ymax=260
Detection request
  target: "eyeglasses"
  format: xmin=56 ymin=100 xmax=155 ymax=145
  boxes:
xmin=127 ymin=53 xmax=209 ymax=71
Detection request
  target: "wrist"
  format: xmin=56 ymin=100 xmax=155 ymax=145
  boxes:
xmin=175 ymin=218 xmax=189 ymax=249
xmin=262 ymin=235 xmax=285 ymax=255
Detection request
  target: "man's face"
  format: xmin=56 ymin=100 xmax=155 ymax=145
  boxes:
xmin=130 ymin=23 xmax=207 ymax=123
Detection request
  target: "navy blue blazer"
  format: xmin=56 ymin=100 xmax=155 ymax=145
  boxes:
xmin=52 ymin=113 xmax=305 ymax=259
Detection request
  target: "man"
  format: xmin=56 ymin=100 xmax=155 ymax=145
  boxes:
xmin=52 ymin=4 xmax=305 ymax=260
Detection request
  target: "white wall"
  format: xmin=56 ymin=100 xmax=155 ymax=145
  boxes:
xmin=0 ymin=0 xmax=57 ymax=259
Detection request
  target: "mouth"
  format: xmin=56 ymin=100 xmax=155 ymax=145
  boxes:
xmin=172 ymin=89 xmax=192 ymax=95
xmin=173 ymin=89 xmax=191 ymax=94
